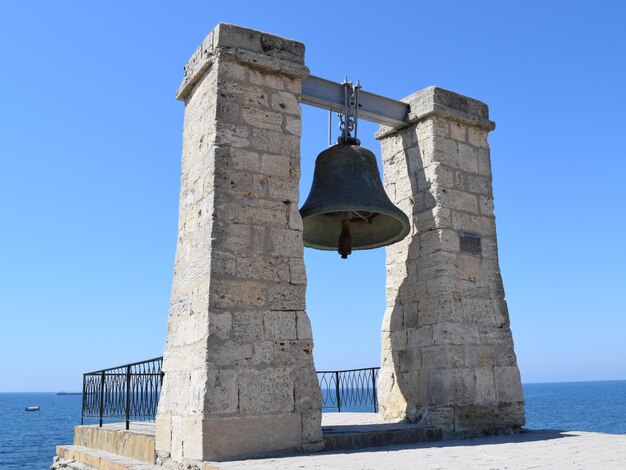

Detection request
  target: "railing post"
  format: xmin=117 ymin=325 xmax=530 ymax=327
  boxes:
xmin=371 ymin=368 xmax=378 ymax=413
xmin=98 ymin=370 xmax=105 ymax=427
xmin=125 ymin=364 xmax=131 ymax=430
xmin=80 ymin=374 xmax=86 ymax=425
xmin=335 ymin=371 xmax=341 ymax=412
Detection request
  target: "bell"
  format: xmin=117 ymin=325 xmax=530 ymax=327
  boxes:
xmin=300 ymin=143 xmax=410 ymax=259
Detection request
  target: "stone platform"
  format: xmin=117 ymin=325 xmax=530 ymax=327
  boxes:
xmin=54 ymin=425 xmax=626 ymax=469
xmin=209 ymin=430 xmax=626 ymax=469
xmin=58 ymin=413 xmax=441 ymax=467
xmin=322 ymin=413 xmax=441 ymax=450
xmin=72 ymin=422 xmax=156 ymax=463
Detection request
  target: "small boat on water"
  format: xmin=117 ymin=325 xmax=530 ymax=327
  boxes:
xmin=25 ymin=406 xmax=40 ymax=412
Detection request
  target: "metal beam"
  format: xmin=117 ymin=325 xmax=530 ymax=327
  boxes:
xmin=301 ymin=75 xmax=410 ymax=129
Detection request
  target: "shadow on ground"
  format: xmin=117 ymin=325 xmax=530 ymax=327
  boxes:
xmin=317 ymin=428 xmax=574 ymax=457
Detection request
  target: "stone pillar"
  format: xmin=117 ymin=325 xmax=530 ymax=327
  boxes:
xmin=155 ymin=23 xmax=323 ymax=465
xmin=377 ymin=87 xmax=525 ymax=435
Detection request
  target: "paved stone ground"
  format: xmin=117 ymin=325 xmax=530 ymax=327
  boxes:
xmin=211 ymin=430 xmax=626 ymax=469
xmin=96 ymin=417 xmax=626 ymax=469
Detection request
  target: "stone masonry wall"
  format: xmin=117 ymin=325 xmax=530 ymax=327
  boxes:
xmin=155 ymin=24 xmax=322 ymax=466
xmin=376 ymin=87 xmax=525 ymax=434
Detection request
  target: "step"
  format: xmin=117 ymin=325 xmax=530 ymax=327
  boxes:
xmin=73 ymin=423 xmax=156 ymax=463
xmin=322 ymin=421 xmax=442 ymax=450
xmin=55 ymin=445 xmax=161 ymax=470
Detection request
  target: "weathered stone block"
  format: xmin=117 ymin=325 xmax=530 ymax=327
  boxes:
xmin=474 ymin=367 xmax=496 ymax=404
xmin=268 ymin=283 xmax=306 ymax=311
xmin=450 ymin=121 xmax=466 ymax=142
xmin=218 ymin=60 xmax=248 ymax=82
xmin=202 ymin=414 xmax=303 ymax=460
xmin=182 ymin=416 xmax=204 ymax=460
xmin=250 ymin=128 xmax=300 ymax=155
xmin=301 ymin=412 xmax=324 ymax=449
xmin=210 ymin=312 xmax=232 ymax=340
xmin=479 ymin=195 xmax=495 ymax=215
xmin=239 ymin=368 xmax=294 ymax=413
xmin=407 ymin=325 xmax=434 ymax=347
xmin=208 ymin=338 xmax=254 ymax=366
xmin=232 ymin=311 xmax=264 ymax=341
xmin=236 ymin=255 xmax=290 ymax=283
xmin=248 ymin=67 xmax=284 ymax=89
xmin=271 ymin=91 xmax=301 ymax=115
xmin=465 ymin=345 xmax=496 ymax=368
xmin=216 ymin=81 xmax=270 ymax=109
xmin=452 ymin=297 xmax=497 ymax=325
xmin=285 ymin=116 xmax=302 ymax=136
xmin=268 ymin=228 xmax=303 ymax=257
xmin=452 ymin=211 xmax=496 ymax=237
xmin=419 ymin=229 xmax=459 ymax=255
xmin=479 ymin=324 xmax=514 ymax=345
xmin=288 ymin=257 xmax=306 ymax=284
xmin=399 ymin=347 xmax=421 ymax=373
xmin=260 ymin=153 xmax=292 ymax=177
xmin=421 ymin=344 xmax=464 ymax=369
xmin=267 ymin=175 xmax=299 ymax=200
xmin=455 ymin=405 xmax=495 ymax=431
xmin=420 ymin=405 xmax=455 ymax=432
xmin=205 ymin=369 xmax=238 ymax=413
xmin=457 ymin=253 xmax=483 ymax=281
xmin=494 ymin=402 xmax=525 ymax=427
xmin=418 ymin=295 xmax=453 ymax=325
xmin=294 ymin=366 xmax=323 ymax=413
xmin=214 ymin=123 xmax=250 ymax=148
xmin=494 ymin=343 xmax=518 ymax=367
xmin=434 ymin=186 xmax=479 ymax=213
xmin=242 ymin=107 xmax=283 ymax=131
xmin=265 ymin=310 xmax=297 ymax=340
xmin=211 ymin=279 xmax=266 ymax=309
xmin=403 ymin=302 xmax=419 ymax=329
xmin=274 ymin=339 xmax=314 ymax=364
xmin=477 ymin=148 xmax=492 ymax=176
xmin=212 ymin=222 xmax=252 ymax=253
xmin=428 ymin=368 xmax=476 ymax=405
xmin=495 ymin=366 xmax=524 ymax=403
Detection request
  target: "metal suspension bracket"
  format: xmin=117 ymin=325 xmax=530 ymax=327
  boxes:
xmin=337 ymin=77 xmax=362 ymax=145
xmin=302 ymin=75 xmax=410 ymax=129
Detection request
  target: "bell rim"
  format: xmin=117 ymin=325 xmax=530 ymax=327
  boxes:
xmin=299 ymin=201 xmax=409 ymax=220
xmin=301 ymin=210 xmax=411 ymax=251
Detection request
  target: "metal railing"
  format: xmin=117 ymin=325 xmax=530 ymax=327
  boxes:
xmin=81 ymin=357 xmax=163 ymax=429
xmin=81 ymin=357 xmax=379 ymax=427
xmin=317 ymin=367 xmax=380 ymax=412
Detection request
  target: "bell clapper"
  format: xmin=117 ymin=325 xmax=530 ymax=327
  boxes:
xmin=338 ymin=212 xmax=352 ymax=259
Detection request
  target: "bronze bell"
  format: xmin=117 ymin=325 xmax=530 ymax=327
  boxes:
xmin=300 ymin=143 xmax=410 ymax=259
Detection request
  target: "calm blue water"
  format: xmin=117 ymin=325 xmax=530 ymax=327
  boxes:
xmin=0 ymin=393 xmax=82 ymax=470
xmin=1 ymin=381 xmax=626 ymax=469
xmin=524 ymin=380 xmax=626 ymax=434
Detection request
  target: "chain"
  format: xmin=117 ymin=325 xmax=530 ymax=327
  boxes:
xmin=337 ymin=78 xmax=361 ymax=145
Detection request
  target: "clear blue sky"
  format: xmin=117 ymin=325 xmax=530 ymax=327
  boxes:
xmin=1 ymin=1 xmax=625 ymax=392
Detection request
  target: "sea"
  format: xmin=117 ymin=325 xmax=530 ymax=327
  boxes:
xmin=1 ymin=381 xmax=626 ymax=469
